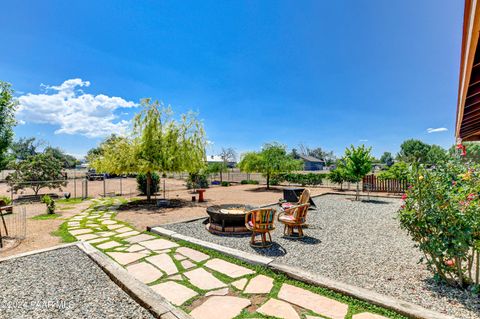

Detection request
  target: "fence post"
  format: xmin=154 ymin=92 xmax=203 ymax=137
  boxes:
xmin=103 ymin=178 xmax=106 ymax=197
xmin=73 ymin=170 xmax=77 ymax=198
xmin=119 ymin=177 xmax=122 ymax=196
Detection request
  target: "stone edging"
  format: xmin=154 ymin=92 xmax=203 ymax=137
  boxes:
xmin=149 ymin=226 xmax=456 ymax=319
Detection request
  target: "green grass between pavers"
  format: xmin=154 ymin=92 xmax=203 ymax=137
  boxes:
xmin=51 ymin=221 xmax=77 ymax=243
xmin=31 ymin=213 xmax=61 ymax=220
xmin=70 ymin=198 xmax=408 ymax=319
xmin=57 ymin=206 xmax=75 ymax=211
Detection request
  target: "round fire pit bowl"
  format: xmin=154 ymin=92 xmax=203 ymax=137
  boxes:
xmin=206 ymin=204 xmax=255 ymax=235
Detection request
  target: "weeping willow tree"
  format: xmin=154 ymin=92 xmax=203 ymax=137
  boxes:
xmin=91 ymin=98 xmax=206 ymax=200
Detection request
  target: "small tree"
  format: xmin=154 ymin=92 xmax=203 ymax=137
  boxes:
xmin=207 ymin=162 xmax=228 ymax=182
xmin=380 ymin=152 xmax=394 ymax=167
xmin=343 ymin=145 xmax=373 ymax=200
xmin=328 ymin=167 xmax=347 ymax=190
xmin=238 ymin=143 xmax=301 ymax=189
xmin=7 ymin=153 xmax=66 ymax=195
xmin=0 ymin=81 xmax=18 ymax=170
xmin=91 ymin=99 xmax=207 ymax=200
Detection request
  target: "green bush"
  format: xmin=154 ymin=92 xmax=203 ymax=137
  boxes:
xmin=186 ymin=172 xmax=209 ymax=189
xmin=240 ymin=179 xmax=259 ymax=185
xmin=221 ymin=181 xmax=230 ymax=187
xmin=41 ymin=195 xmax=56 ymax=214
xmin=277 ymin=173 xmax=325 ymax=186
xmin=136 ymin=173 xmax=160 ymax=195
xmin=0 ymin=195 xmax=12 ymax=205
xmin=399 ymin=146 xmax=480 ymax=289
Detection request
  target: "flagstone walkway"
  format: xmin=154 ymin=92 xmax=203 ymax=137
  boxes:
xmin=65 ymin=198 xmax=392 ymax=319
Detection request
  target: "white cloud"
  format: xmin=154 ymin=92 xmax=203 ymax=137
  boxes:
xmin=17 ymin=79 xmax=138 ymax=138
xmin=359 ymin=139 xmax=368 ymax=142
xmin=427 ymin=127 xmax=448 ymax=133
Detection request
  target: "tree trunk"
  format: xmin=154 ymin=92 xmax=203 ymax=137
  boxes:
xmin=266 ymin=174 xmax=270 ymax=190
xmin=220 ymin=171 xmax=223 ymax=183
xmin=146 ymin=171 xmax=152 ymax=201
xmin=356 ymin=182 xmax=359 ymax=201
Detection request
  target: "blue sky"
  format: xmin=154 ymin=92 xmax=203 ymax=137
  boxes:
xmin=0 ymin=1 xmax=463 ymax=158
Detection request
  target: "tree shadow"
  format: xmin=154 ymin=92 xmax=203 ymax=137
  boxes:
xmin=422 ymin=278 xmax=480 ymax=314
xmin=281 ymin=235 xmax=321 ymax=245
xmin=244 ymin=187 xmax=284 ymax=193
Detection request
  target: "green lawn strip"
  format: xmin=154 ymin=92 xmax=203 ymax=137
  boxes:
xmin=31 ymin=213 xmax=61 ymax=220
xmin=56 ymin=197 xmax=91 ymax=204
xmin=51 ymin=221 xmax=77 ymax=243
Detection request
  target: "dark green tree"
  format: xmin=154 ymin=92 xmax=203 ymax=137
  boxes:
xmin=397 ymin=139 xmax=431 ymax=163
xmin=379 ymin=151 xmax=394 ymax=167
xmin=0 ymin=81 xmax=18 ymax=169
xmin=44 ymin=146 xmax=79 ymax=168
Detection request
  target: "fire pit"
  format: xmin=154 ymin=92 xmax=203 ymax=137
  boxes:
xmin=206 ymin=204 xmax=255 ymax=235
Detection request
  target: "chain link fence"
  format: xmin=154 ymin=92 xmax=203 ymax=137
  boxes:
xmin=0 ymin=206 xmax=26 ymax=251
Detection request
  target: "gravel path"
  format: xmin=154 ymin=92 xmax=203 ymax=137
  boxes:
xmin=164 ymin=194 xmax=480 ymax=319
xmin=0 ymin=246 xmax=155 ymax=319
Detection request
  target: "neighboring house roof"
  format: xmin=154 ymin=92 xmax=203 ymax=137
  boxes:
xmin=206 ymin=155 xmax=236 ymax=163
xmin=298 ymin=154 xmax=325 ymax=163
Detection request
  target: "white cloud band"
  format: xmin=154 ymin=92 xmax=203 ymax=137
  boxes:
xmin=427 ymin=127 xmax=448 ymax=133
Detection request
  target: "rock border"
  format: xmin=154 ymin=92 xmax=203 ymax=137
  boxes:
xmin=149 ymin=226 xmax=455 ymax=319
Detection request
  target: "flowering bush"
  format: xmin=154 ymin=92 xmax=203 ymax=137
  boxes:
xmin=399 ymin=144 xmax=480 ymax=289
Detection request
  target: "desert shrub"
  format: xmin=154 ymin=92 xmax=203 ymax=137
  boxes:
xmin=221 ymin=181 xmax=230 ymax=187
xmin=240 ymin=179 xmax=259 ymax=185
xmin=399 ymin=145 xmax=480 ymax=289
xmin=136 ymin=173 xmax=160 ymax=195
xmin=41 ymin=195 xmax=56 ymax=214
xmin=186 ymin=172 xmax=209 ymax=189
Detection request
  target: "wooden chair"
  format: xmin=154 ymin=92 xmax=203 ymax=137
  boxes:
xmin=281 ymin=188 xmax=311 ymax=209
xmin=278 ymin=203 xmax=309 ymax=238
xmin=245 ymin=208 xmax=276 ymax=248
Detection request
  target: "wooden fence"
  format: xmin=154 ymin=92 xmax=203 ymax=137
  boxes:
xmin=362 ymin=174 xmax=407 ymax=193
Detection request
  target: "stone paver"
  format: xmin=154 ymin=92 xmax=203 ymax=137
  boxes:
xmin=87 ymin=238 xmax=109 ymax=244
xmin=107 ymin=224 xmax=124 ymax=230
xmin=181 ymin=260 xmax=195 ymax=269
xmin=116 ymin=230 xmax=140 ymax=238
xmin=102 ymin=220 xmax=117 ymax=225
xmin=115 ymin=226 xmax=134 ymax=233
xmin=244 ymin=275 xmax=273 ymax=294
xmin=190 ymin=296 xmax=251 ymax=319
xmin=205 ymin=287 xmax=229 ymax=296
xmin=151 ymin=281 xmax=198 ymax=306
xmin=231 ymin=278 xmax=248 ymax=290
xmin=125 ymin=244 xmax=146 ymax=252
xmin=169 ymin=274 xmax=183 ymax=281
xmin=184 ymin=268 xmax=227 ymax=290
xmin=176 ymin=247 xmax=209 ymax=262
xmin=278 ymin=284 xmax=348 ymax=319
xmin=76 ymin=233 xmax=99 ymax=241
xmin=69 ymin=229 xmax=92 ymax=236
xmin=146 ymin=254 xmax=178 ymax=275
xmin=125 ymin=234 xmax=157 ymax=244
xmin=204 ymin=259 xmax=254 ymax=278
xmin=257 ymin=298 xmax=300 ymax=319
xmin=126 ymin=262 xmax=163 ymax=284
xmin=352 ymin=313 xmax=389 ymax=319
xmin=107 ymin=252 xmax=144 ymax=266
xmin=96 ymin=231 xmax=116 ymax=238
xmin=97 ymin=241 xmax=122 ymax=250
xmin=174 ymin=253 xmax=187 ymax=261
xmin=139 ymin=238 xmax=179 ymax=250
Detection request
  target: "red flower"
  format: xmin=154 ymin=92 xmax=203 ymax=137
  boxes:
xmin=400 ymin=204 xmax=405 ymax=209
xmin=452 ymin=180 xmax=457 ymax=186
xmin=467 ymin=193 xmax=475 ymax=201
xmin=456 ymin=143 xmax=464 ymax=149
xmin=401 ymin=193 xmax=408 ymax=200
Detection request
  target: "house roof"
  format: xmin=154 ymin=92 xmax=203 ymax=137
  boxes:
xmin=298 ymin=154 xmax=325 ymax=163
xmin=456 ymin=0 xmax=480 ymax=141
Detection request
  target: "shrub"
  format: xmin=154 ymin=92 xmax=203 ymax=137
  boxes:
xmin=0 ymin=195 xmax=12 ymax=206
xmin=399 ymin=146 xmax=480 ymax=289
xmin=136 ymin=173 xmax=160 ymax=195
xmin=221 ymin=181 xmax=230 ymax=187
xmin=240 ymin=180 xmax=259 ymax=185
xmin=281 ymin=173 xmax=325 ymax=186
xmin=186 ymin=172 xmax=209 ymax=189
xmin=41 ymin=195 xmax=56 ymax=214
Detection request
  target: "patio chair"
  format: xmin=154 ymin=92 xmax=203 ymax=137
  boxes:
xmin=245 ymin=208 xmax=276 ymax=248
xmin=281 ymin=188 xmax=311 ymax=210
xmin=278 ymin=203 xmax=310 ymax=238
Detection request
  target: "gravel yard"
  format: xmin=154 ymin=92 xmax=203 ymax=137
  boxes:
xmin=164 ymin=194 xmax=480 ymax=319
xmin=0 ymin=246 xmax=155 ymax=319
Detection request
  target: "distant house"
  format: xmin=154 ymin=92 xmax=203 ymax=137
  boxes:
xmin=298 ymin=155 xmax=325 ymax=171
xmin=206 ymin=155 xmax=236 ymax=168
